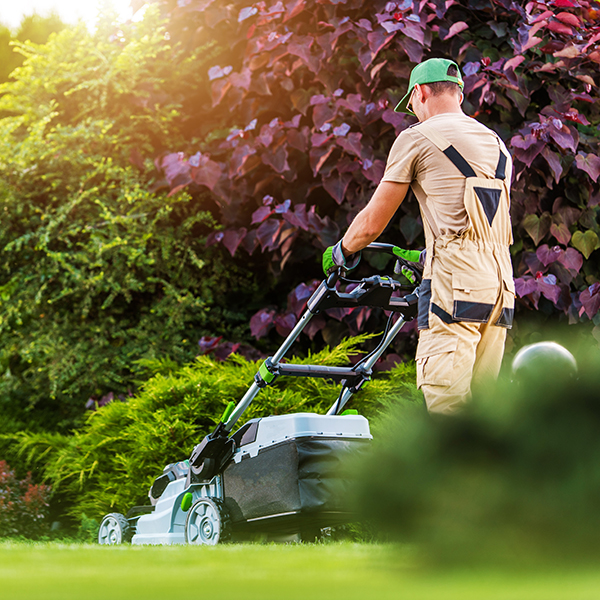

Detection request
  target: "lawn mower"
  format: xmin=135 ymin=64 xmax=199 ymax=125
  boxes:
xmin=98 ymin=243 xmax=420 ymax=545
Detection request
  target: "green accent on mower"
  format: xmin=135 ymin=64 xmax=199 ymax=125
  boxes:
xmin=181 ymin=492 xmax=193 ymax=512
xmin=258 ymin=361 xmax=275 ymax=384
xmin=341 ymin=409 xmax=359 ymax=416
xmin=221 ymin=401 xmax=235 ymax=423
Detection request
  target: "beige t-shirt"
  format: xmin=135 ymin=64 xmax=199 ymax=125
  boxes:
xmin=382 ymin=113 xmax=512 ymax=245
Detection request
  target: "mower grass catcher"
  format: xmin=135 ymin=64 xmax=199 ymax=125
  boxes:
xmin=98 ymin=244 xmax=419 ymax=545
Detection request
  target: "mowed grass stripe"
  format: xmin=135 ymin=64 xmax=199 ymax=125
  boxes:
xmin=1 ymin=542 xmax=600 ymax=600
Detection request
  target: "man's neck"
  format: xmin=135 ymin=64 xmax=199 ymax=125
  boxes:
xmin=420 ymin=98 xmax=464 ymax=122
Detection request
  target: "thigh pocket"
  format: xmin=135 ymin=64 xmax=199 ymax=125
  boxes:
xmin=416 ymin=333 xmax=458 ymax=388
xmin=452 ymin=272 xmax=499 ymax=323
xmin=495 ymin=278 xmax=515 ymax=328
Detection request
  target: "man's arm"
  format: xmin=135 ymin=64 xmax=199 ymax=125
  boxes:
xmin=341 ymin=181 xmax=410 ymax=255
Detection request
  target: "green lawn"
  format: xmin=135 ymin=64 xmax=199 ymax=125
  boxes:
xmin=2 ymin=541 xmax=600 ymax=600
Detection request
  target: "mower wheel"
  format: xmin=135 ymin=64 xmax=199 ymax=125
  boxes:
xmin=185 ymin=498 xmax=230 ymax=545
xmin=98 ymin=513 xmax=132 ymax=545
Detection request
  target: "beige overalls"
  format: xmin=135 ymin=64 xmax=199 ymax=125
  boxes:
xmin=413 ymin=122 xmax=515 ymax=414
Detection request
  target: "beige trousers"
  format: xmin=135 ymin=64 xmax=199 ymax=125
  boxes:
xmin=416 ymin=290 xmax=507 ymax=414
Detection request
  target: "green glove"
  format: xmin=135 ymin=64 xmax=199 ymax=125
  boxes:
xmin=399 ymin=266 xmax=417 ymax=285
xmin=322 ymin=240 xmax=361 ymax=276
xmin=392 ymin=246 xmax=422 ymax=263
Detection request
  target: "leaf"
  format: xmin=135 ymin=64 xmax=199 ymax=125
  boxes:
xmin=251 ymin=206 xmax=274 ymax=224
xmin=161 ymin=153 xmax=192 ymax=187
xmin=522 ymin=213 xmax=551 ymax=245
xmin=312 ymin=103 xmax=336 ymax=130
xmin=229 ymin=144 xmax=257 ymax=178
xmin=400 ymin=215 xmax=422 ymax=245
xmin=262 ymin=145 xmax=290 ymax=173
xmin=536 ymin=244 xmax=562 ymax=267
xmin=238 ymin=6 xmax=258 ymax=22
xmin=336 ymin=132 xmax=363 ymax=158
xmin=553 ymin=45 xmax=580 ymax=58
xmin=222 ymin=229 xmax=247 ymax=257
xmin=558 ymin=247 xmax=583 ymax=273
xmin=287 ymin=128 xmax=308 ymax=152
xmin=275 ymin=312 xmax=297 ymax=337
xmin=250 ymin=308 xmax=276 ymax=339
xmin=504 ymin=55 xmax=525 ymax=71
xmin=208 ymin=65 xmax=233 ymax=81
xmin=511 ymin=138 xmax=543 ymax=167
xmin=575 ymin=74 xmax=596 ymax=87
xmin=290 ymin=89 xmax=311 ymax=115
xmin=550 ymin=222 xmax=571 ymax=246
xmin=367 ymin=30 xmax=394 ymax=56
xmin=548 ymin=121 xmax=578 ymax=153
xmin=538 ymin=277 xmax=561 ymax=304
xmin=575 ymin=153 xmax=600 ymax=182
xmin=287 ymin=281 xmax=319 ymax=317
xmin=547 ymin=20 xmax=574 ymax=36
xmin=442 ymin=21 xmax=468 ymax=40
xmin=571 ymin=230 xmax=600 ymax=259
xmin=281 ymin=204 xmax=309 ymax=231
xmin=541 ymin=147 xmax=563 ymax=184
xmin=323 ymin=172 xmax=352 ymax=204
xmin=190 ymin=154 xmax=222 ymax=191
xmin=309 ymin=145 xmax=335 ymax=176
xmin=256 ymin=219 xmax=283 ymax=251
xmin=555 ymin=11 xmax=581 ymax=28
xmin=579 ymin=283 xmax=600 ymax=319
xmin=514 ymin=276 xmax=538 ymax=297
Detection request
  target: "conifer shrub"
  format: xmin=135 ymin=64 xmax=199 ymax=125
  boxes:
xmin=6 ymin=337 xmax=419 ymax=521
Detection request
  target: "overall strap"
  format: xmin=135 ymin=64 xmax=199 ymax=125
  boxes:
xmin=416 ymin=122 xmax=507 ymax=181
xmin=494 ymin=136 xmax=508 ymax=181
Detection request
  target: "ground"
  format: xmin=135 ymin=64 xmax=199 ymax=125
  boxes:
xmin=2 ymin=541 xmax=600 ymax=600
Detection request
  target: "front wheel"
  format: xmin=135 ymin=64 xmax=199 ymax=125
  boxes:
xmin=184 ymin=498 xmax=230 ymax=545
xmin=98 ymin=513 xmax=131 ymax=545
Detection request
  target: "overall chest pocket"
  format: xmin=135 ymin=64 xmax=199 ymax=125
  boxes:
xmin=452 ymin=272 xmax=500 ymax=323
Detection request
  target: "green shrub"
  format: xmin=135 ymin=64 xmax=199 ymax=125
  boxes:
xmin=5 ymin=336 xmax=418 ymax=522
xmin=0 ymin=9 xmax=257 ymax=432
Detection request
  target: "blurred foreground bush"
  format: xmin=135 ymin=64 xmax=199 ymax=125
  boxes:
xmin=2 ymin=337 xmax=418 ymax=523
xmin=0 ymin=460 xmax=51 ymax=538
xmin=355 ymin=345 xmax=600 ymax=564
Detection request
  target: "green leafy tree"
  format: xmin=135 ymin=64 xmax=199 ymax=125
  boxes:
xmin=0 ymin=13 xmax=66 ymax=83
xmin=0 ymin=8 xmax=258 ymax=433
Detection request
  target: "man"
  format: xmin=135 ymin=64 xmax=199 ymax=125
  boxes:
xmin=322 ymin=58 xmax=515 ymax=414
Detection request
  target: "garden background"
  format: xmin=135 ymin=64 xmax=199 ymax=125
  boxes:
xmin=0 ymin=0 xmax=599 ymax=537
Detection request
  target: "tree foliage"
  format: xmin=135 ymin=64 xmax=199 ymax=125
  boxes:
xmin=0 ymin=9 xmax=259 ymax=432
xmin=143 ymin=0 xmax=600 ymax=342
xmin=0 ymin=13 xmax=67 ymax=84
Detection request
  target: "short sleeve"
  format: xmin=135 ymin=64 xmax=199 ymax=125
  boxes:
xmin=381 ymin=129 xmax=420 ymax=184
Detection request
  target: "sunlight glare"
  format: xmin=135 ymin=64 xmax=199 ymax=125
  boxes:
xmin=0 ymin=0 xmax=145 ymax=31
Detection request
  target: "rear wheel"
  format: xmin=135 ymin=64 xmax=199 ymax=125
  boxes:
xmin=184 ymin=498 xmax=230 ymax=545
xmin=98 ymin=513 xmax=131 ymax=545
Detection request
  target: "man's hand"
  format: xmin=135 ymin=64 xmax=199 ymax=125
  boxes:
xmin=322 ymin=241 xmax=361 ymax=276
xmin=392 ymin=246 xmax=424 ymax=285
xmin=392 ymin=246 xmax=422 ymax=263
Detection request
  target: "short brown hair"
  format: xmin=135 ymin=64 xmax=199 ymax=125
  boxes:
xmin=423 ymin=64 xmax=462 ymax=97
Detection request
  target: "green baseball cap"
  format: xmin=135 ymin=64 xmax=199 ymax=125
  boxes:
xmin=394 ymin=58 xmax=464 ymax=114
